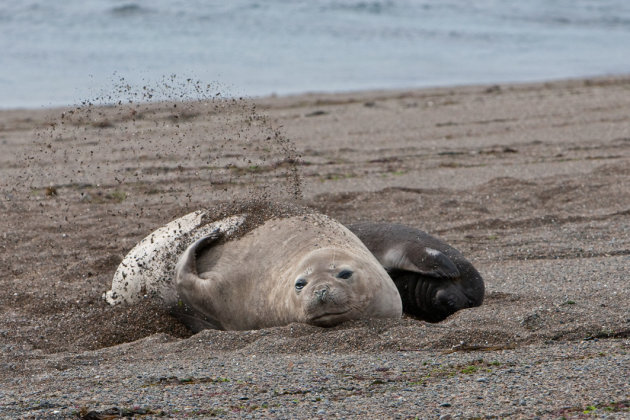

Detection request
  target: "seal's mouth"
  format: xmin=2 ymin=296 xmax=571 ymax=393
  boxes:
xmin=309 ymin=310 xmax=352 ymax=326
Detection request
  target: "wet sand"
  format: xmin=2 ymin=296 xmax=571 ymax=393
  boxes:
xmin=1 ymin=77 xmax=629 ymax=418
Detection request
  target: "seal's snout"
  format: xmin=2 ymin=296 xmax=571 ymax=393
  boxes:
xmin=313 ymin=285 xmax=330 ymax=303
xmin=435 ymin=291 xmax=455 ymax=309
xmin=434 ymin=287 xmax=472 ymax=316
xmin=434 ymin=289 xmax=453 ymax=306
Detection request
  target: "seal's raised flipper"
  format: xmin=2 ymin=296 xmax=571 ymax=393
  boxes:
xmin=174 ymin=230 xmax=227 ymax=330
xmin=381 ymin=245 xmax=459 ymax=280
xmin=176 ymin=229 xmax=223 ymax=279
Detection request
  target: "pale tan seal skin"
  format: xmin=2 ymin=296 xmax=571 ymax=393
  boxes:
xmin=176 ymin=213 xmax=402 ymax=331
xmin=104 ymin=211 xmax=245 ymax=306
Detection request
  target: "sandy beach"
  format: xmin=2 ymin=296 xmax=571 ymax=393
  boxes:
xmin=1 ymin=77 xmax=629 ymax=418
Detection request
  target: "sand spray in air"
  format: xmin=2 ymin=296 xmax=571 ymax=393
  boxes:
xmin=8 ymin=74 xmax=304 ymax=229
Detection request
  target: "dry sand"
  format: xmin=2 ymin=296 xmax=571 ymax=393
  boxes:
xmin=0 ymin=77 xmax=629 ymax=418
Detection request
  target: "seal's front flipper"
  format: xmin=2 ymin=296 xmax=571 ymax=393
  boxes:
xmin=171 ymin=304 xmax=222 ymax=332
xmin=382 ymin=245 xmax=460 ymax=280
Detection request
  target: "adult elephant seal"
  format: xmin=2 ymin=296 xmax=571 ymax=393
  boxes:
xmin=176 ymin=213 xmax=402 ymax=331
xmin=347 ymin=222 xmax=484 ymax=322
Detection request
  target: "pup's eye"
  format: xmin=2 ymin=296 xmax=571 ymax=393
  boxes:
xmin=336 ymin=270 xmax=353 ymax=280
xmin=295 ymin=278 xmax=307 ymax=290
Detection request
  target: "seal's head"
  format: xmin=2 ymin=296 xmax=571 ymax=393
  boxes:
xmin=290 ymin=247 xmax=402 ymax=327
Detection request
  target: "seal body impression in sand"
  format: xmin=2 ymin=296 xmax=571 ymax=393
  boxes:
xmin=176 ymin=213 xmax=402 ymax=330
xmin=347 ymin=222 xmax=484 ymax=322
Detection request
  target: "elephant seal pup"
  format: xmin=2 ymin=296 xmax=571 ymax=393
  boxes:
xmin=176 ymin=213 xmax=402 ymax=331
xmin=347 ymin=222 xmax=484 ymax=322
xmin=104 ymin=211 xmax=245 ymax=306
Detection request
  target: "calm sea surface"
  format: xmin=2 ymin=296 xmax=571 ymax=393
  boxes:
xmin=2 ymin=0 xmax=630 ymax=109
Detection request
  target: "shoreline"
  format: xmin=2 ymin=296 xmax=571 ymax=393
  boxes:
xmin=1 ymin=73 xmax=629 ymax=113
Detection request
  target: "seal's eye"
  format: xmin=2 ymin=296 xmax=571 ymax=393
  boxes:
xmin=337 ymin=269 xmax=353 ymax=280
xmin=295 ymin=278 xmax=307 ymax=290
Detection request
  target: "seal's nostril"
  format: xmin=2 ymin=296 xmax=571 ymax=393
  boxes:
xmin=435 ymin=292 xmax=457 ymax=311
xmin=315 ymin=287 xmax=329 ymax=301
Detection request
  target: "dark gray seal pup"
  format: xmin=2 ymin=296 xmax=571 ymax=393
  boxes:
xmin=347 ymin=222 xmax=484 ymax=322
xmin=176 ymin=213 xmax=402 ymax=331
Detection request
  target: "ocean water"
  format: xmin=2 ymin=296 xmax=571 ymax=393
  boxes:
xmin=1 ymin=0 xmax=630 ymax=109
